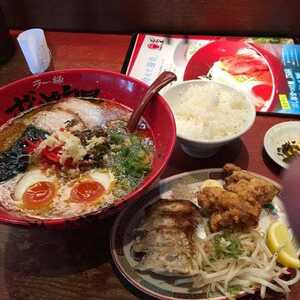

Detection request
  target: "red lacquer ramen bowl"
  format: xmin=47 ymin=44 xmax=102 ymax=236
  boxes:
xmin=0 ymin=69 xmax=176 ymax=227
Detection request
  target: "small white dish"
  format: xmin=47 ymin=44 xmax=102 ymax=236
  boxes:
xmin=264 ymin=121 xmax=300 ymax=169
xmin=162 ymin=80 xmax=256 ymax=158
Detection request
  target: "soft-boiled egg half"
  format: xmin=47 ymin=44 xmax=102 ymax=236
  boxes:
xmin=13 ymin=168 xmax=115 ymax=217
xmin=62 ymin=169 xmax=115 ymax=204
xmin=14 ymin=169 xmax=58 ymax=210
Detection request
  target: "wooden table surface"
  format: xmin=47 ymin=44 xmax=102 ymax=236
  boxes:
xmin=0 ymin=31 xmax=299 ymax=300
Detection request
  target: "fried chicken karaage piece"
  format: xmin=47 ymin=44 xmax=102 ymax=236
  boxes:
xmin=224 ymin=163 xmax=279 ymax=205
xmin=197 ymin=164 xmax=279 ymax=232
xmin=198 ymin=186 xmax=261 ymax=231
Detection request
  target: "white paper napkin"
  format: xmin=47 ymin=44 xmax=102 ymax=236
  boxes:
xmin=17 ymin=28 xmax=51 ymax=74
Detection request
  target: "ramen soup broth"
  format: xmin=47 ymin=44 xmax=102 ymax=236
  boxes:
xmin=0 ymin=97 xmax=154 ymax=219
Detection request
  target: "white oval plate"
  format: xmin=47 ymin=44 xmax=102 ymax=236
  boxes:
xmin=264 ymin=121 xmax=300 ymax=169
xmin=110 ymin=168 xmax=286 ymax=300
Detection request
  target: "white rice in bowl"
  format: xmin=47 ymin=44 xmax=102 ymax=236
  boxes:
xmin=171 ymin=83 xmax=252 ymax=141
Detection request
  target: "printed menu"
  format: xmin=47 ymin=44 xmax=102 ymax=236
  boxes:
xmin=123 ymin=34 xmax=300 ymax=116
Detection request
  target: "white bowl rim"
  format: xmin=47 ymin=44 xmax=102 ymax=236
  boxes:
xmin=161 ymin=79 xmax=256 ymax=144
xmin=263 ymin=121 xmax=300 ymax=169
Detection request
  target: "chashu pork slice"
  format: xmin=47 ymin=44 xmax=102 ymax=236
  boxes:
xmin=54 ymin=98 xmax=105 ymax=128
xmin=54 ymin=97 xmax=130 ymax=128
xmin=32 ymin=110 xmax=84 ymax=133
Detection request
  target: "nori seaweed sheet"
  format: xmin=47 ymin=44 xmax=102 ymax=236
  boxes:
xmin=0 ymin=125 xmax=49 ymax=182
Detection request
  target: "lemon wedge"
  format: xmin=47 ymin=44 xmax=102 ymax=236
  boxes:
xmin=267 ymin=221 xmax=300 ymax=269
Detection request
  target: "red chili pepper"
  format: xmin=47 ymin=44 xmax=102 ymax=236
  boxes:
xmin=40 ymin=144 xmax=79 ymax=169
xmin=41 ymin=145 xmax=62 ymax=163
xmin=23 ymin=139 xmax=42 ymax=153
